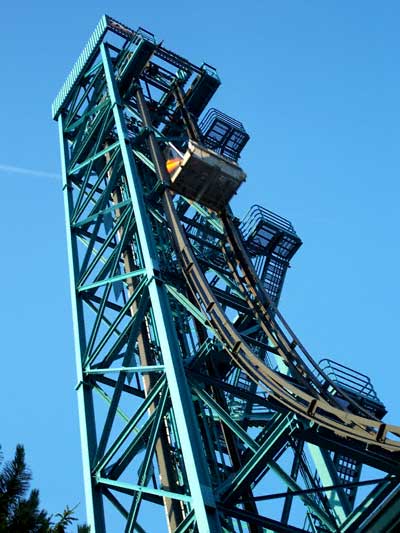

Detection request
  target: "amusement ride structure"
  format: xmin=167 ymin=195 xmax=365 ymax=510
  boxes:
xmin=53 ymin=15 xmax=400 ymax=532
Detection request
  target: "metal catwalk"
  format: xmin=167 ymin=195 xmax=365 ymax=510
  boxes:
xmin=53 ymin=15 xmax=400 ymax=532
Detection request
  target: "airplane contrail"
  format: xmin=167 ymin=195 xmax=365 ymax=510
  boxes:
xmin=0 ymin=164 xmax=61 ymax=180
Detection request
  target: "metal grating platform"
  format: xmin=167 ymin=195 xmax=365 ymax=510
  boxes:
xmin=319 ymin=358 xmax=387 ymax=418
xmin=240 ymin=204 xmax=302 ymax=302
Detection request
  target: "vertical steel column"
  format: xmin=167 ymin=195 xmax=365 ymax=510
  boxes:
xmin=58 ymin=116 xmax=107 ymax=533
xmin=100 ymin=43 xmax=221 ymax=532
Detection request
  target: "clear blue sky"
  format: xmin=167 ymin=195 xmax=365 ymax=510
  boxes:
xmin=1 ymin=1 xmax=400 ymax=528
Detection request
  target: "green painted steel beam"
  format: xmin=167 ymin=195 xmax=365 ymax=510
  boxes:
xmin=102 ymin=490 xmax=147 ymax=533
xmin=93 ymin=376 xmax=166 ymax=473
xmin=341 ymin=477 xmax=398 ymax=532
xmin=125 ymin=386 xmax=169 ymax=530
xmin=85 ymin=365 xmax=165 ymax=375
xmin=66 ymin=98 xmax=109 ymax=133
xmin=83 ymin=277 xmax=148 ymax=366
xmin=96 ymin=478 xmax=192 ymax=504
xmin=59 ymin=114 xmax=107 ymax=531
xmin=193 ymin=386 xmax=337 ymax=530
xmin=70 ymin=140 xmax=120 ymax=175
xmin=218 ymin=413 xmax=295 ymax=501
xmin=93 ymin=383 xmax=132 ymax=423
xmin=307 ymin=443 xmax=351 ymax=524
xmin=101 ymin=42 xmax=222 ymax=531
xmin=166 ymin=284 xmax=212 ymax=330
xmin=72 ymin=149 xmax=122 ymax=225
xmin=174 ymin=510 xmax=196 ymax=533
xmin=78 ymin=269 xmax=146 ymax=293
xmin=73 ymin=199 xmax=131 ymax=229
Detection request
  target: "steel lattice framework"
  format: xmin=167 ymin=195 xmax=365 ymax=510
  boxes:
xmin=53 ymin=15 xmax=400 ymax=532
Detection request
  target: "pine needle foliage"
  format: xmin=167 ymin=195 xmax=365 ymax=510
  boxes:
xmin=0 ymin=445 xmax=89 ymax=533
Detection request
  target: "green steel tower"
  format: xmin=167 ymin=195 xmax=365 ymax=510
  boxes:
xmin=53 ymin=16 xmax=400 ymax=532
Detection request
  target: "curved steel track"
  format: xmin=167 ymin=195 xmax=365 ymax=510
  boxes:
xmin=162 ymin=190 xmax=400 ymax=453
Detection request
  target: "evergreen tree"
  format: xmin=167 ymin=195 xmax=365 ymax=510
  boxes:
xmin=0 ymin=445 xmax=89 ymax=533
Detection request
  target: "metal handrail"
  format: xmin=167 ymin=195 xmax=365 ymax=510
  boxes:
xmin=240 ymin=204 xmax=297 ymax=241
xmin=319 ymin=358 xmax=380 ymax=401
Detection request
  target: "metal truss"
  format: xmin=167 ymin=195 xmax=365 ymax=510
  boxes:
xmin=54 ymin=15 xmax=400 ymax=533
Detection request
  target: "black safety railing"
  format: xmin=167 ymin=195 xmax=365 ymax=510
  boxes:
xmin=199 ymin=108 xmax=249 ymax=161
xmin=240 ymin=204 xmax=297 ymax=241
xmin=319 ymin=358 xmax=380 ymax=402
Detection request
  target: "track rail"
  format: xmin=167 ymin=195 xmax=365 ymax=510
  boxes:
xmin=220 ymin=211 xmax=382 ymax=419
xmin=162 ymin=191 xmax=400 ymax=453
